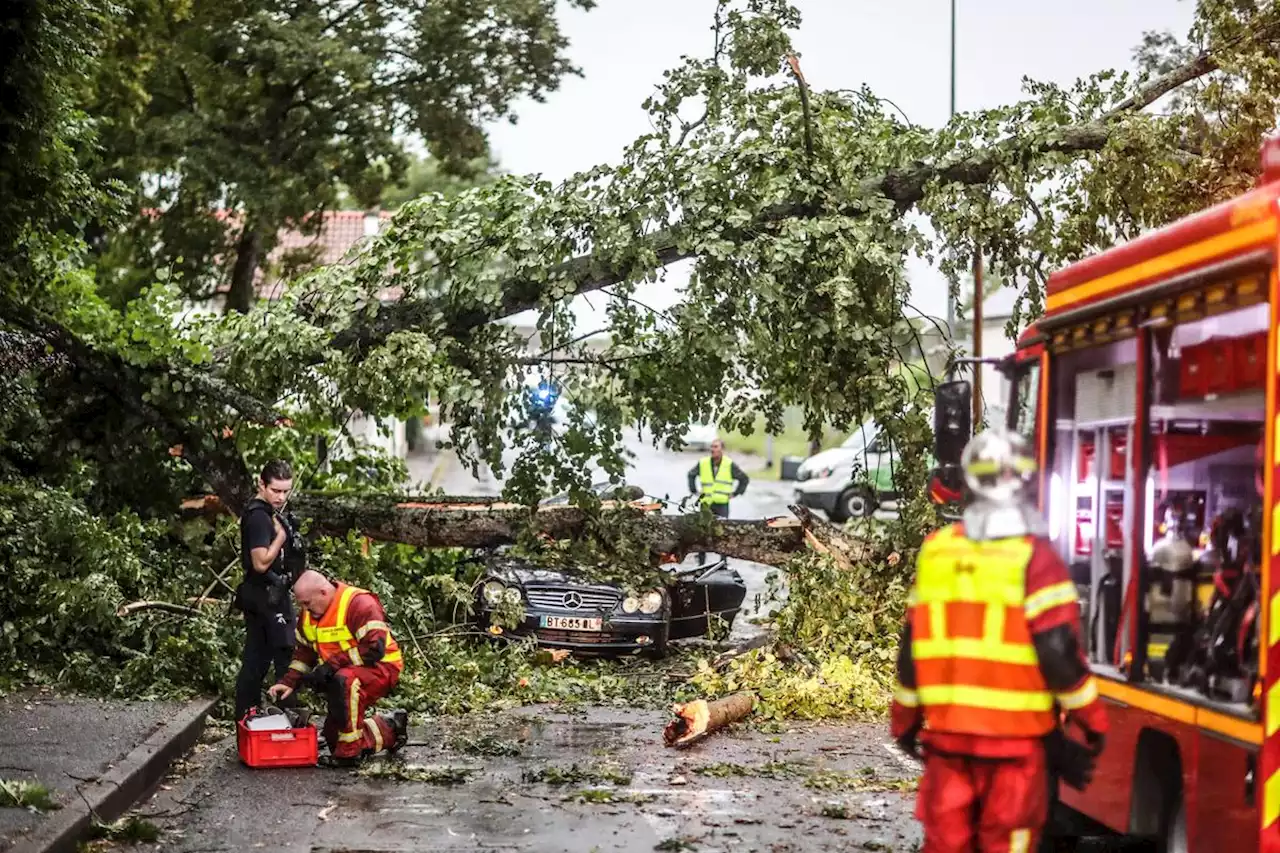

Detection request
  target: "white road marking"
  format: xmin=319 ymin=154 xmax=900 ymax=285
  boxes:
xmin=883 ymin=741 xmax=921 ymax=773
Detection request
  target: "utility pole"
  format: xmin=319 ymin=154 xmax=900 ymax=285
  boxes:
xmin=972 ymin=252 xmax=983 ymax=430
xmin=945 ymin=0 xmax=957 ymax=348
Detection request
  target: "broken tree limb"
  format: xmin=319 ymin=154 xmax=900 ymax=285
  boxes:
xmin=315 ymin=45 xmax=1229 ymax=358
xmin=117 ymin=600 xmax=204 ymax=618
xmin=789 ymin=504 xmax=874 ymax=570
xmin=663 ymin=692 xmax=756 ymax=748
xmin=291 ymin=493 xmax=822 ymax=566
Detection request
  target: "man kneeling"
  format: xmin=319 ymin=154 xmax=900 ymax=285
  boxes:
xmin=268 ymin=570 xmax=408 ymax=767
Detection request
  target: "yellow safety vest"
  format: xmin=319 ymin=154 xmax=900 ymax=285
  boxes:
xmin=905 ymin=524 xmax=1055 ymax=738
xmin=699 ymin=456 xmax=736 ymax=505
xmin=300 ymin=583 xmax=402 ymax=670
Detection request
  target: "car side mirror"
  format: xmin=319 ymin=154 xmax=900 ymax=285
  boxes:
xmin=934 ymin=379 xmax=972 ymax=467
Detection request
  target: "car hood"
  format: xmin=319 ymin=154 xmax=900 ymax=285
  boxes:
xmin=483 ymin=554 xmax=727 ymax=588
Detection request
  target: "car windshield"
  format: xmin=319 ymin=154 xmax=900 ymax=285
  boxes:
xmin=840 ymin=422 xmax=876 ymax=450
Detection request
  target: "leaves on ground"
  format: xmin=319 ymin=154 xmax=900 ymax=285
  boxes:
xmin=522 ymin=762 xmax=633 ymax=786
xmin=0 ymin=779 xmax=58 ymax=812
xmin=356 ymin=763 xmax=474 ymax=785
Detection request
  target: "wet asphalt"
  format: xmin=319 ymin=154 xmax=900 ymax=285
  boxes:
xmin=143 ymin=705 xmax=922 ymax=853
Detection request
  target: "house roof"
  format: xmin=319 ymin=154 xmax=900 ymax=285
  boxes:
xmin=144 ymin=207 xmax=395 ymax=300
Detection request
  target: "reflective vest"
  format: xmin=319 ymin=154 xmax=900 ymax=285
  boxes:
xmin=300 ymin=583 xmax=402 ymax=670
xmin=699 ymin=456 xmax=735 ymax=505
xmin=908 ymin=524 xmax=1054 ymax=738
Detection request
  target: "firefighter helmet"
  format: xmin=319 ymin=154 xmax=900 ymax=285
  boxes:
xmin=960 ymin=428 xmax=1037 ymax=505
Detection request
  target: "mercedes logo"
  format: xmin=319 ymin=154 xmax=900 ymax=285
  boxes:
xmin=561 ymin=591 xmax=583 ymax=610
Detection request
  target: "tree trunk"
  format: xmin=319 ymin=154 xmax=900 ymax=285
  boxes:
xmin=225 ymin=223 xmax=264 ymax=314
xmin=288 ymin=493 xmax=858 ymax=566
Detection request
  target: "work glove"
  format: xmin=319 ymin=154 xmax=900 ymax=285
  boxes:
xmin=302 ymin=662 xmax=335 ymax=689
xmin=1045 ymin=729 xmax=1098 ymax=791
xmin=894 ymin=723 xmax=922 ymax=761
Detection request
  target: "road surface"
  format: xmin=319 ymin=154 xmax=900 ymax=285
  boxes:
xmin=145 ymin=706 xmax=922 ymax=853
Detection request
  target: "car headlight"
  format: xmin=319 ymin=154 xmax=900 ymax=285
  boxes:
xmin=482 ymin=581 xmax=506 ymax=605
xmin=503 ymin=587 xmax=522 ymax=605
xmin=639 ymin=590 xmax=663 ymax=614
xmin=622 ymin=595 xmax=640 ymax=614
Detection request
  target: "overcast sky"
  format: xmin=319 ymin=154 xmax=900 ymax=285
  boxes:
xmin=484 ymin=0 xmax=1198 ymax=333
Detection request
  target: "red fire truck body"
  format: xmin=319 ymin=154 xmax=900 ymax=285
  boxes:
xmin=993 ymin=140 xmax=1280 ymax=852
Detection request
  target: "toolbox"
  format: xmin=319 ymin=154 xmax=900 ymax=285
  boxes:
xmin=237 ymin=719 xmax=318 ymax=768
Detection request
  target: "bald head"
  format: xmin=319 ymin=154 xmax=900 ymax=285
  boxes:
xmin=293 ymin=570 xmax=336 ymax=619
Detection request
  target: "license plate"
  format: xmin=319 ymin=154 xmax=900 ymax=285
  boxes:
xmin=540 ymin=615 xmax=603 ymax=631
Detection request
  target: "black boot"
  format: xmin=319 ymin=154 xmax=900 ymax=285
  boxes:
xmin=318 ymin=753 xmax=363 ymax=769
xmin=387 ymin=709 xmax=409 ymax=753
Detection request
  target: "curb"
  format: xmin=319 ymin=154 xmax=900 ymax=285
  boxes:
xmin=9 ymin=696 xmax=219 ymax=853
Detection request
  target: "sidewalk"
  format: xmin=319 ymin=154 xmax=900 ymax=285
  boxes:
xmin=0 ymin=690 xmax=217 ymax=853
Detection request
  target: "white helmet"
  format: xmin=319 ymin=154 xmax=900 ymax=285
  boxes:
xmin=961 ymin=428 xmax=1037 ymax=505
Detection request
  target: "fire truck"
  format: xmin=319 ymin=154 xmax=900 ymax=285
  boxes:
xmin=931 ymin=138 xmax=1280 ymax=853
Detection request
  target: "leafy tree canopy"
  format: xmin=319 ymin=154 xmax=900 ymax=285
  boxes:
xmin=85 ymin=0 xmax=594 ymax=310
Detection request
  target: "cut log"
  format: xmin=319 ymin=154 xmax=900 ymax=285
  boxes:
xmin=663 ymin=692 xmax=756 ymax=748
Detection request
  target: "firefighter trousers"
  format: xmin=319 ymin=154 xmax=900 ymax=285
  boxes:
xmin=322 ymin=663 xmax=401 ymax=759
xmin=916 ymin=748 xmax=1048 ymax=853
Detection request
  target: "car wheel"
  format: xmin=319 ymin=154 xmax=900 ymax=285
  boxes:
xmin=839 ymin=487 xmax=876 ymax=519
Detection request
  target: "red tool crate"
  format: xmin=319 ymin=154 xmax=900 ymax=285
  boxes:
xmin=237 ymin=720 xmax=318 ymax=768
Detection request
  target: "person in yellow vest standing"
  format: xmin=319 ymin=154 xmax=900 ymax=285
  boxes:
xmin=687 ymin=438 xmax=750 ymax=564
xmin=891 ymin=429 xmax=1107 ymax=853
xmin=268 ymin=570 xmax=408 ymax=767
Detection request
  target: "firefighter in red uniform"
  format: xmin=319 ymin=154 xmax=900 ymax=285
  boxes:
xmin=891 ymin=429 xmax=1108 ymax=853
xmin=268 ymin=570 xmax=408 ymax=767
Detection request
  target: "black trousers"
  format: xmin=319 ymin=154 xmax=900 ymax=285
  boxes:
xmin=234 ymin=613 xmax=295 ymax=721
xmin=698 ymin=502 xmax=730 ymax=565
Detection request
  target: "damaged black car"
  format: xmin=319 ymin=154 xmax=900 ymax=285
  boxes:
xmin=473 ymin=552 xmax=748 ymax=657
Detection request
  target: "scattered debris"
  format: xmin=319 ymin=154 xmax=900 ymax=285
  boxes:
xmin=654 ymin=837 xmax=700 ymax=851
xmin=87 ymin=815 xmax=160 ymax=843
xmin=0 ymin=779 xmax=57 ymax=812
xmin=663 ymin=692 xmax=755 ymax=748
xmin=317 ymin=802 xmax=337 ymax=821
xmin=820 ymin=803 xmax=851 ymax=819
xmin=691 ymin=761 xmax=800 ymax=779
xmin=733 ymin=817 xmax=762 ymax=825
xmin=449 ymin=732 xmax=523 ymax=757
xmin=564 ymin=788 xmax=655 ymax=805
xmin=522 ymin=763 xmax=633 ymax=786
xmin=356 ymin=763 xmax=474 ymax=785
xmin=805 ymin=769 xmax=918 ymax=793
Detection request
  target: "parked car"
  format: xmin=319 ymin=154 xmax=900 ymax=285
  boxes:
xmin=792 ymin=417 xmax=934 ymax=521
xmin=681 ymin=421 xmax=719 ymax=451
xmin=471 ymin=482 xmax=747 ymax=656
xmin=473 ymin=553 xmax=746 ymax=656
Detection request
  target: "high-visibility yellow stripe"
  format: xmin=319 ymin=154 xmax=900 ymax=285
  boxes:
xmin=355 ymin=621 xmax=389 ymax=640
xmin=917 ymin=684 xmax=1054 ymax=712
xmin=914 ymin=638 xmax=1040 ymax=665
xmin=1266 ymin=770 xmax=1280 ymax=828
xmin=1025 ymin=582 xmax=1079 ymax=621
xmin=1046 ymin=217 xmax=1279 ymax=313
xmin=984 ymin=601 xmax=1006 ymax=645
xmin=1056 ymin=677 xmax=1099 ymax=711
xmin=288 ymin=660 xmax=311 ymax=673
xmin=365 ymin=718 xmax=383 ymax=753
xmin=1273 ymin=503 xmax=1280 ymax=557
xmin=894 ymin=684 xmax=920 ymax=707
xmin=1268 ymin=681 xmax=1280 ymax=737
xmin=338 ymin=729 xmax=364 ymax=742
xmin=382 ymin=649 xmax=403 ymax=663
xmin=344 ymin=677 xmax=362 ymax=741
xmin=1270 ymin=592 xmax=1280 ymax=647
xmin=1010 ymin=829 xmax=1031 ymax=853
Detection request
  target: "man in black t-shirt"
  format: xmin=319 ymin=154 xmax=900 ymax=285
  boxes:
xmin=233 ymin=459 xmax=304 ymax=720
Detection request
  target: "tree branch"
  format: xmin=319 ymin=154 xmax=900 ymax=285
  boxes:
xmin=323 ymin=42 xmax=1224 ymax=356
xmin=289 ymin=494 xmax=868 ymax=567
